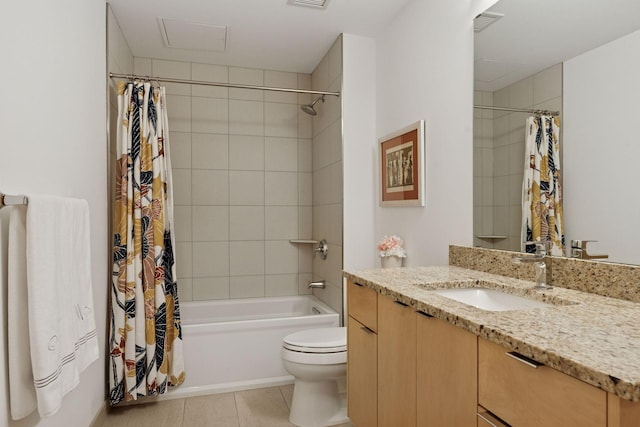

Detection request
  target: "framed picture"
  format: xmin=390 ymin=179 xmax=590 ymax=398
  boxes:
xmin=379 ymin=120 xmax=425 ymax=207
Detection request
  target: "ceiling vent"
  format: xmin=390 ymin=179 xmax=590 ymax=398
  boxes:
xmin=474 ymin=11 xmax=504 ymax=32
xmin=159 ymin=18 xmax=227 ymax=52
xmin=287 ymin=0 xmax=330 ymax=9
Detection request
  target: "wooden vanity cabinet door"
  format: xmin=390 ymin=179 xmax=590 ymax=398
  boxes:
xmin=347 ymin=280 xmax=378 ymax=331
xmin=347 ymin=316 xmax=378 ymax=427
xmin=478 ymin=338 xmax=606 ymax=427
xmin=377 ymin=295 xmax=416 ymax=427
xmin=416 ymin=315 xmax=477 ymax=426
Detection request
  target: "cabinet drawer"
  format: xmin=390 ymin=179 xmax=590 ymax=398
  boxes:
xmin=478 ymin=338 xmax=606 ymax=427
xmin=347 ymin=280 xmax=378 ymax=331
xmin=477 ymin=408 xmax=509 ymax=427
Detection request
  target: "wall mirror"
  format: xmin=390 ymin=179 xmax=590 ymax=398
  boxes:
xmin=473 ymin=0 xmax=640 ymax=265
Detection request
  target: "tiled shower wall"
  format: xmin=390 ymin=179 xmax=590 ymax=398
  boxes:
xmin=308 ymin=36 xmax=344 ymax=317
xmin=473 ymin=63 xmax=562 ymax=252
xmin=130 ymin=58 xmax=316 ymax=302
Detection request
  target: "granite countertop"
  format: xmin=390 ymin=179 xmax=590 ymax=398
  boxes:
xmin=343 ymin=266 xmax=640 ymax=402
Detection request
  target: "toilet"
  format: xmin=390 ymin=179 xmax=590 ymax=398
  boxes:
xmin=281 ymin=327 xmax=349 ymax=427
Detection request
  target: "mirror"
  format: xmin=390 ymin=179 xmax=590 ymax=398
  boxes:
xmin=473 ymin=0 xmax=640 ymax=265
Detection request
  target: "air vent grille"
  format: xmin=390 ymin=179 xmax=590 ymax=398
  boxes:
xmin=159 ymin=18 xmax=227 ymax=52
xmin=474 ymin=11 xmax=504 ymax=32
xmin=288 ymin=0 xmax=330 ymax=9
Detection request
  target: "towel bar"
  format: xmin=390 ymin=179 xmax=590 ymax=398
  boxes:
xmin=0 ymin=193 xmax=28 ymax=209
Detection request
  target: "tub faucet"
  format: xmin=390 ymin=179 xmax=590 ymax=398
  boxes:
xmin=308 ymin=280 xmax=326 ymax=289
xmin=512 ymin=241 xmax=552 ymax=290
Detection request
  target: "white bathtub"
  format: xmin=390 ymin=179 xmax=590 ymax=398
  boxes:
xmin=167 ymin=295 xmax=339 ymax=399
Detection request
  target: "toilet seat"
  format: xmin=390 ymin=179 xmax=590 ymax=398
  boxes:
xmin=283 ymin=327 xmax=346 ymax=353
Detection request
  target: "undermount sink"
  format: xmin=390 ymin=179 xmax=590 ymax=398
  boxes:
xmin=432 ymin=287 xmax=551 ymax=312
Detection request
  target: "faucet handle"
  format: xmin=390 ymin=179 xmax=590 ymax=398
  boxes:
xmin=570 ymin=239 xmax=597 ymax=250
xmin=523 ymin=240 xmax=551 ymax=255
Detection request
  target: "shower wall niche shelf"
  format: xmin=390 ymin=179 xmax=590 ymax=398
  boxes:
xmin=476 ymin=235 xmax=507 ymax=240
xmin=289 ymin=239 xmax=319 ymax=244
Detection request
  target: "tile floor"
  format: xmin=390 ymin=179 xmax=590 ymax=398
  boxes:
xmin=96 ymin=385 xmax=354 ymax=427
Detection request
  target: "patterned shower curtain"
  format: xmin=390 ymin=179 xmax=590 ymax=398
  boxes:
xmin=521 ymin=115 xmax=565 ymax=256
xmin=109 ymin=81 xmax=184 ymax=405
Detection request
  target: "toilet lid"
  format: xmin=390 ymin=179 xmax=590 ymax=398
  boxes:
xmin=283 ymin=327 xmax=346 ymax=353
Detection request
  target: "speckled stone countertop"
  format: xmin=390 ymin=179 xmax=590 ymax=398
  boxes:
xmin=343 ymin=266 xmax=640 ymax=402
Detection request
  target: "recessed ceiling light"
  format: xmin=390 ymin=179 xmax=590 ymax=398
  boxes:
xmin=287 ymin=0 xmax=330 ymax=9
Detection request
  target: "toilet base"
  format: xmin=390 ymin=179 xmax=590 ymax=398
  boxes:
xmin=289 ymin=377 xmax=349 ymax=427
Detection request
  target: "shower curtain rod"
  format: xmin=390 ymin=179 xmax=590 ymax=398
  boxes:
xmin=474 ymin=104 xmax=560 ymax=116
xmin=109 ymin=72 xmax=341 ymax=97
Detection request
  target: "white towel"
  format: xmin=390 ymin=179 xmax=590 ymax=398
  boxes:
xmin=8 ymin=195 xmax=99 ymax=419
xmin=8 ymin=205 xmax=37 ymax=419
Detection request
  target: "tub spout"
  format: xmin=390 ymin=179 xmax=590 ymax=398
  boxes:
xmin=308 ymin=280 xmax=326 ymax=289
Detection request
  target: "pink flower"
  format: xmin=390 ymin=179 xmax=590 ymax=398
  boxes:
xmin=377 ymin=235 xmax=407 ymax=258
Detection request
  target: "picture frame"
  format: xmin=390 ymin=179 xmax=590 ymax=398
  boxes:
xmin=379 ymin=120 xmax=426 ymax=207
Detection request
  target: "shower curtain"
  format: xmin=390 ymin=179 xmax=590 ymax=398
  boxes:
xmin=109 ymin=81 xmax=184 ymax=405
xmin=521 ymin=114 xmax=565 ymax=256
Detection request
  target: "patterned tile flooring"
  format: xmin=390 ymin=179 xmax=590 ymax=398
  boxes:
xmin=96 ymin=385 xmax=354 ymax=427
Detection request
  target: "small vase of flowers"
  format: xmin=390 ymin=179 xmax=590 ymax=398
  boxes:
xmin=377 ymin=235 xmax=406 ymax=268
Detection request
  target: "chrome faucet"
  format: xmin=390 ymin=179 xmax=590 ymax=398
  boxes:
xmin=570 ymin=240 xmax=609 ymax=260
xmin=512 ymin=241 xmax=552 ymax=290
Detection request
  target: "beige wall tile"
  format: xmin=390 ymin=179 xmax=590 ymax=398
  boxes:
xmin=192 ymin=97 xmax=228 ymax=134
xmin=266 ymin=137 xmax=298 ymax=172
xmin=192 ymin=170 xmax=229 ymax=205
xmin=265 ymin=102 xmax=298 ymax=138
xmin=170 ymin=131 xmax=192 ymax=169
xmin=192 ymin=206 xmax=229 ymax=241
xmin=230 ymin=241 xmax=265 ymax=276
xmin=172 ymin=169 xmax=192 ymax=205
xmin=192 ymin=63 xmax=229 ymax=99
xmin=229 ymin=67 xmax=264 ymax=101
xmin=229 ymin=135 xmax=264 ymax=171
xmin=229 ymin=171 xmax=264 ymax=205
xmin=265 ymin=172 xmax=298 ymax=205
xmin=192 ymin=133 xmax=229 ymax=170
xmin=265 ymin=206 xmax=298 ymax=240
xmin=193 ymin=277 xmax=230 ymax=300
xmin=265 ymin=274 xmax=298 ymax=296
xmin=265 ymin=70 xmax=298 ymax=104
xmin=265 ymin=241 xmax=298 ymax=274
xmin=230 ymin=100 xmax=264 ymax=136
xmin=229 ymin=206 xmax=265 ymax=240
xmin=230 ymin=276 xmax=265 ymax=298
xmin=192 ymin=241 xmax=229 ymax=277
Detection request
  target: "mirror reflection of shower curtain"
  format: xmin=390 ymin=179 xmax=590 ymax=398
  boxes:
xmin=521 ymin=115 xmax=565 ymax=255
xmin=109 ymin=81 xmax=185 ymax=405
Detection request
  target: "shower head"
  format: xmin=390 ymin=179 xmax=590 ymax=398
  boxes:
xmin=300 ymin=95 xmax=325 ymax=116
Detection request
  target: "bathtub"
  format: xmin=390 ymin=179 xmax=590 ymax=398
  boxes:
xmin=167 ymin=295 xmax=340 ymax=399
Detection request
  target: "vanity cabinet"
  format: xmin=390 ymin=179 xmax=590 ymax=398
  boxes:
xmin=347 ymin=281 xmax=378 ymax=427
xmin=416 ymin=315 xmax=477 ymax=426
xmin=377 ymin=295 xmax=416 ymax=427
xmin=347 ymin=279 xmax=640 ymax=427
xmin=478 ymin=337 xmax=607 ymax=427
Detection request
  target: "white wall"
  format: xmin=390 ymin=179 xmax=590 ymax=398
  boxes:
xmin=371 ymin=0 xmax=497 ymax=266
xmin=564 ymin=29 xmax=640 ymax=265
xmin=342 ymin=34 xmax=377 ymax=270
xmin=0 ymin=1 xmax=107 ymax=426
